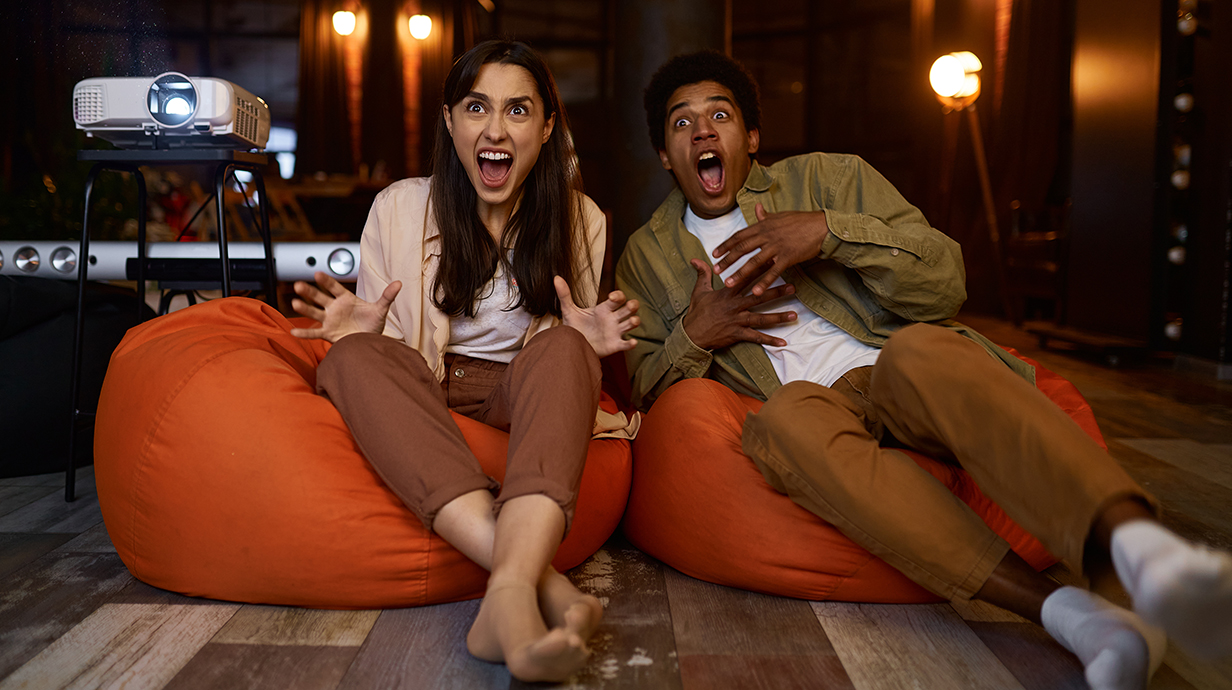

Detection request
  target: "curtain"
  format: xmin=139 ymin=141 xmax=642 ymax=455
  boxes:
xmin=295 ymin=0 xmax=356 ymax=177
xmin=992 ymin=0 xmax=1073 ymax=215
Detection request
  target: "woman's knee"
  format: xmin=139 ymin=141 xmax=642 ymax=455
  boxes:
xmin=522 ymin=326 xmax=600 ymax=378
xmin=317 ymin=332 xmax=433 ymax=393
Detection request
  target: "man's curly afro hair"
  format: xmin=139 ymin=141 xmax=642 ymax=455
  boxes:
xmin=643 ymin=50 xmax=761 ymax=153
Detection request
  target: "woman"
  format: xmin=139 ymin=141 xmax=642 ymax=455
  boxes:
xmin=289 ymin=40 xmax=639 ymax=682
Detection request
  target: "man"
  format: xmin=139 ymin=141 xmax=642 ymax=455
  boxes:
xmin=615 ymin=50 xmax=1232 ymax=690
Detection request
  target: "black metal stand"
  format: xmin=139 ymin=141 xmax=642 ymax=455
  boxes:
xmin=66 ymin=149 xmax=276 ymax=501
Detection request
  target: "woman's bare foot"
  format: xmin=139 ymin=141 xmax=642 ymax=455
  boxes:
xmin=540 ymin=568 xmax=604 ymax=637
xmin=506 ymin=626 xmax=590 ymax=682
xmin=466 ymin=583 xmax=592 ymax=682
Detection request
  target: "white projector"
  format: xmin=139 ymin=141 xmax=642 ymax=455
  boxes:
xmin=73 ymin=72 xmax=270 ymax=150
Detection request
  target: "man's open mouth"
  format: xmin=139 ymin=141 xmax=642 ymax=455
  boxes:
xmin=478 ymin=150 xmax=513 ymax=188
xmin=697 ymin=151 xmax=724 ymax=194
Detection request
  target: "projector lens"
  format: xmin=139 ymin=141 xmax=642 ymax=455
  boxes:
xmin=51 ymin=246 xmax=77 ymax=274
xmin=147 ymin=72 xmax=198 ymax=128
xmin=165 ymin=97 xmax=192 ymax=116
xmin=328 ymin=249 xmax=355 ymax=276
xmin=15 ymin=246 xmax=39 ymax=273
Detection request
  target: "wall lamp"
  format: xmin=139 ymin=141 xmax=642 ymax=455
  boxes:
xmin=333 ymin=10 xmax=356 ymax=36
xmin=409 ymin=14 xmax=432 ymax=40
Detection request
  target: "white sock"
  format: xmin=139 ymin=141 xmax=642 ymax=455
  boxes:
xmin=1111 ymin=519 xmax=1232 ymax=659
xmin=1041 ymin=586 xmax=1166 ymax=690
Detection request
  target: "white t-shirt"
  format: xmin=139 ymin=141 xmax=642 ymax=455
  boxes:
xmin=445 ymin=261 xmax=532 ymax=363
xmin=684 ymin=205 xmax=880 ymax=387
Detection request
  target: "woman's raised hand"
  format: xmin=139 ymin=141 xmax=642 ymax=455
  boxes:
xmin=554 ymin=276 xmax=640 ymax=359
xmin=290 ymin=271 xmax=402 ymax=343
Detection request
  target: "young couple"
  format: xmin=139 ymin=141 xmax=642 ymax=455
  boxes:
xmin=292 ymin=41 xmax=1232 ymax=687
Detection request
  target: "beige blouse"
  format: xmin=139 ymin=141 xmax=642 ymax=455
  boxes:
xmin=356 ymin=176 xmax=638 ymax=438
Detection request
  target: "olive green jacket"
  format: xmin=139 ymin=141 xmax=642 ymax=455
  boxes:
xmin=614 ymin=152 xmax=1034 ymax=412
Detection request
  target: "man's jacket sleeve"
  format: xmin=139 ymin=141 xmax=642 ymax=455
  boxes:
xmin=815 ymin=156 xmax=967 ymax=323
xmin=615 ymin=235 xmax=712 ymax=412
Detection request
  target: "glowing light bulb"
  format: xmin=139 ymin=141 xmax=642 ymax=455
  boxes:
xmin=1174 ymin=93 xmax=1194 ymax=112
xmin=930 ymin=55 xmax=965 ymax=98
xmin=930 ymin=52 xmax=981 ymax=100
xmin=333 ymin=11 xmax=356 ymax=36
xmin=409 ymin=14 xmax=432 ymax=40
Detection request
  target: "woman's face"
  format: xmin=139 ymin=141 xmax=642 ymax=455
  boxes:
xmin=445 ymin=62 xmax=555 ymax=221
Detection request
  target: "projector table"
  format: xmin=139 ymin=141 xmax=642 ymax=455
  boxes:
xmin=67 ymin=149 xmax=276 ymax=501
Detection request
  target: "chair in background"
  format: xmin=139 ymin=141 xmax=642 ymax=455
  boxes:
xmin=1004 ymin=198 xmax=1070 ymax=328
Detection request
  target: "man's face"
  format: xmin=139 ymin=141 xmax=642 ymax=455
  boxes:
xmin=658 ymin=80 xmax=760 ymax=219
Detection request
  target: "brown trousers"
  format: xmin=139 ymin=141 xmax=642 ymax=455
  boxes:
xmin=316 ymin=326 xmax=601 ymax=533
xmin=742 ymin=324 xmax=1156 ymax=600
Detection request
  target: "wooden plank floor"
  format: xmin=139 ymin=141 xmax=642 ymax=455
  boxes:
xmin=3 ymin=313 xmax=1232 ymax=689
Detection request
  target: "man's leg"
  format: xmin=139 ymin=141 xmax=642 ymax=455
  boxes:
xmin=744 ymin=378 xmax=1009 ymax=600
xmin=743 ymin=373 xmax=1165 ymax=689
xmin=871 ymin=324 xmax=1232 ymax=660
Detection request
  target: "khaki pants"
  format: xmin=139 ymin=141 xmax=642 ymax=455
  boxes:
xmin=742 ymin=324 xmax=1155 ymax=600
xmin=316 ymin=326 xmax=601 ymax=534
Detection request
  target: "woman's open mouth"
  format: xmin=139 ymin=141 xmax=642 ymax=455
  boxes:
xmin=478 ymin=150 xmax=513 ymax=188
xmin=697 ymin=151 xmax=725 ymax=194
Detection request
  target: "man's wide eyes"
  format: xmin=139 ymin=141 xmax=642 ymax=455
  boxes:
xmin=673 ymin=111 xmax=729 ymax=128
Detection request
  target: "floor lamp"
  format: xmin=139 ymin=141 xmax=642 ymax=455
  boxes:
xmin=930 ymin=52 xmax=1016 ymax=323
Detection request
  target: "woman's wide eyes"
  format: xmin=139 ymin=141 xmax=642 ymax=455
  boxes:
xmin=464 ymin=103 xmax=529 ymax=116
xmin=674 ymin=118 xmax=690 ymax=128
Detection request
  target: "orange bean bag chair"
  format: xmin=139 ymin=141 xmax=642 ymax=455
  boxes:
xmin=622 ymin=354 xmax=1098 ymax=603
xmin=94 ymin=297 xmax=632 ymax=609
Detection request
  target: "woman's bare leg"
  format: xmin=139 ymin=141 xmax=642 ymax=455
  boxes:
xmin=433 ymin=490 xmax=603 ymax=640
xmin=459 ymin=494 xmax=592 ymax=681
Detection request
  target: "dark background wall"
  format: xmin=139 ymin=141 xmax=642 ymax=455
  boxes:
xmin=1068 ymin=0 xmax=1161 ymax=342
xmin=2 ymin=0 xmax=1230 ymax=365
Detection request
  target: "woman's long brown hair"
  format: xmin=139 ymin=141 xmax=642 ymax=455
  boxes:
xmin=429 ymin=40 xmax=588 ymax=319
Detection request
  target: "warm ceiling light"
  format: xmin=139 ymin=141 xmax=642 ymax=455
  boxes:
xmin=333 ymin=10 xmax=356 ymax=36
xmin=409 ymin=14 xmax=432 ymax=40
xmin=930 ymin=52 xmax=982 ymax=100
